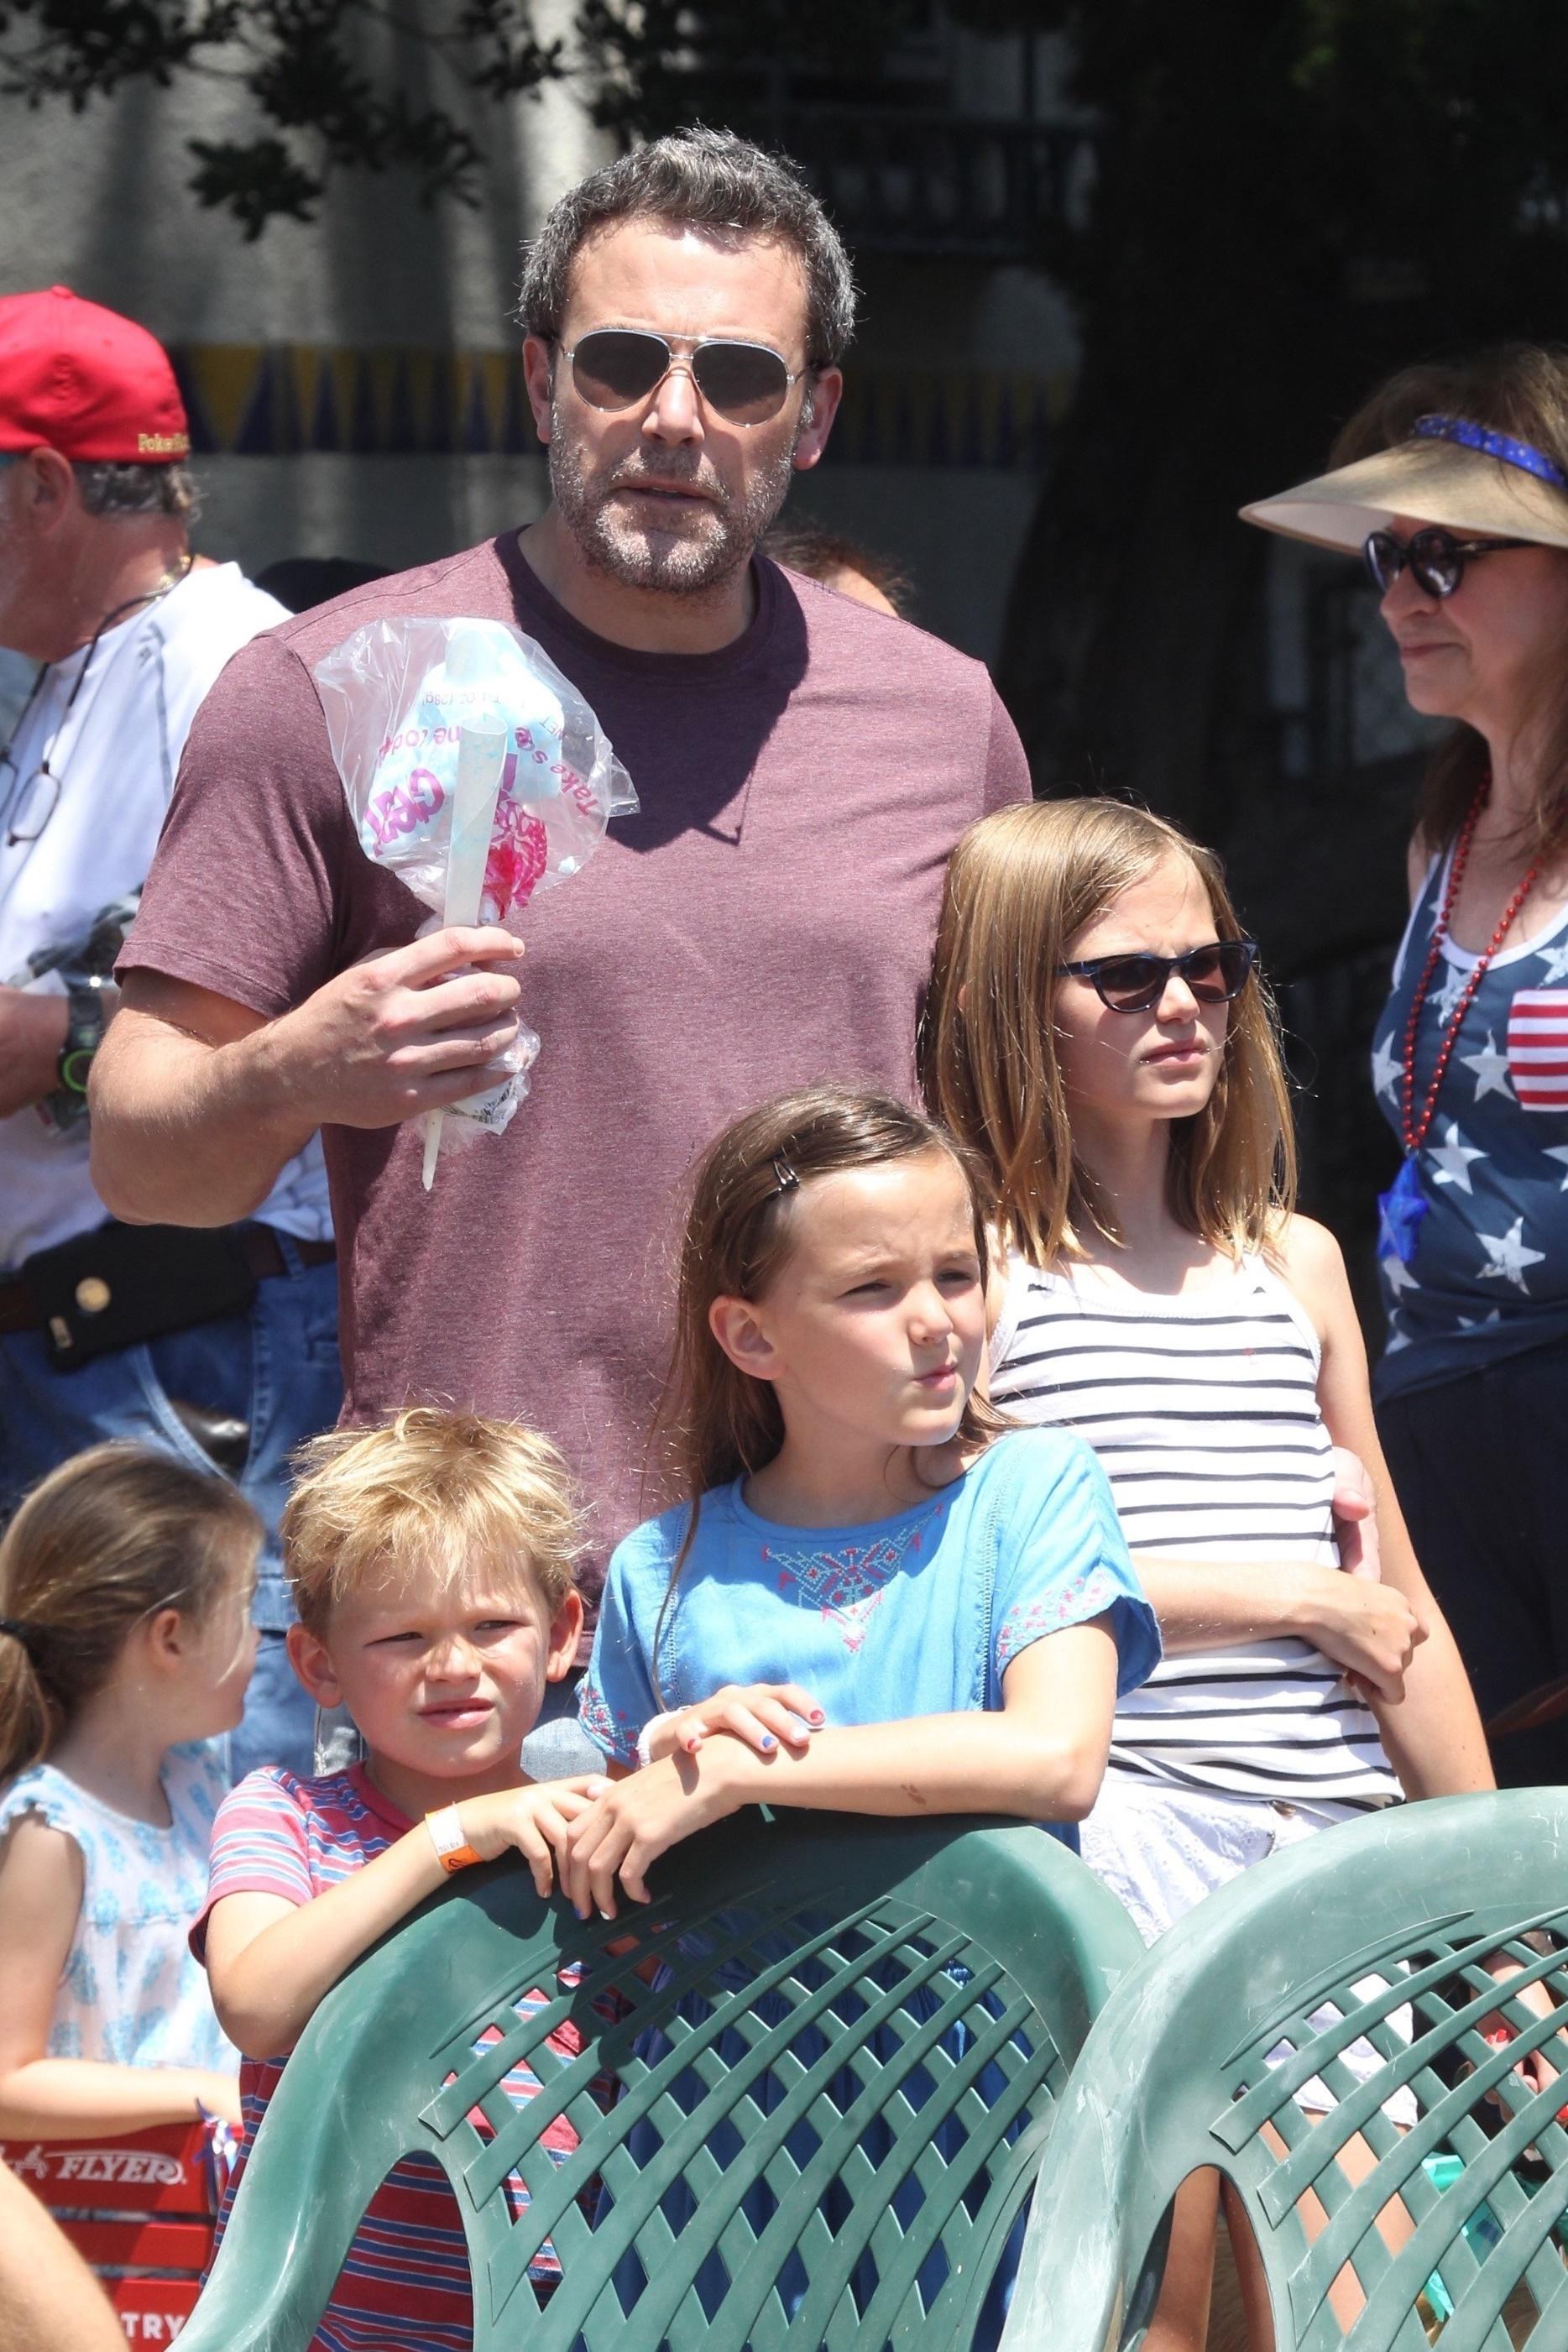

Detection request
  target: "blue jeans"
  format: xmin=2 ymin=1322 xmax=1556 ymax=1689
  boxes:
xmin=0 ymin=1241 xmax=342 ymax=1780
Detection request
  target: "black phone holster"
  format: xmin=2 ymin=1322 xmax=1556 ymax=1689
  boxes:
xmin=22 ymin=1221 xmax=259 ymax=1371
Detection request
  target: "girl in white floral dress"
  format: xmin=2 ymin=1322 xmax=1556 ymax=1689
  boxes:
xmin=0 ymin=1445 xmax=259 ymax=2137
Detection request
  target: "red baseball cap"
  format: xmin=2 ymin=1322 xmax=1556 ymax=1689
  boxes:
xmin=0 ymin=285 xmax=190 ymax=463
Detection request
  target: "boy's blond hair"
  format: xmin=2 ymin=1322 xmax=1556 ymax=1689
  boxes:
xmin=282 ymin=1407 xmax=583 ymax=1635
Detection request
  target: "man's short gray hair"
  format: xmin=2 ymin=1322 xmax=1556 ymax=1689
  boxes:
xmin=74 ymin=461 xmax=200 ymax=522
xmin=519 ymin=128 xmax=857 ymax=371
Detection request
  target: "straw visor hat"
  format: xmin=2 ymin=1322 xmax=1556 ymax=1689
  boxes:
xmin=1241 ymin=416 xmax=1568 ymax=556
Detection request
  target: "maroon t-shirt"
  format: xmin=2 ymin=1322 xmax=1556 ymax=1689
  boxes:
xmin=124 ymin=534 xmax=1029 ymax=1577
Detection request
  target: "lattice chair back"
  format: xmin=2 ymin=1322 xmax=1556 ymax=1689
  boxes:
xmin=1000 ymin=1789 xmax=1568 ymax=2352
xmin=177 ymin=1810 xmax=1143 ymax=2352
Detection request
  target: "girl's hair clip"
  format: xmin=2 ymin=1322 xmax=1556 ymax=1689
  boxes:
xmin=770 ymin=1155 xmax=799 ymax=1194
xmin=0 ymin=1615 xmax=39 ymax=1655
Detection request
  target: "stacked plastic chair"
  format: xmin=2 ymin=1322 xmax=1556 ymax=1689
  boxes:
xmin=1001 ymin=1789 xmax=1568 ymax=2350
xmin=175 ymin=1810 xmax=1143 ymax=2352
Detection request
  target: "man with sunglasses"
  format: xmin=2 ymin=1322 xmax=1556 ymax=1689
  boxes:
xmin=0 ymin=288 xmax=341 ymax=1781
xmin=95 ymin=130 xmax=1031 ymax=1647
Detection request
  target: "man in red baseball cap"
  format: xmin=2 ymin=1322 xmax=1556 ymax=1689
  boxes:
xmin=0 ymin=287 xmax=341 ymax=1784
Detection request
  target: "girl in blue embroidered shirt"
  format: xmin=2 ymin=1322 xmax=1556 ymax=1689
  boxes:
xmin=566 ymin=1085 xmax=1159 ymax=1922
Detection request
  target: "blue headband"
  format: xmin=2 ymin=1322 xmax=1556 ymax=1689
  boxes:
xmin=1413 ymin=413 xmax=1568 ymax=489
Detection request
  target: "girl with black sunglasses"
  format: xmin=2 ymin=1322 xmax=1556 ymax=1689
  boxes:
xmin=923 ymin=795 xmax=1495 ymax=2352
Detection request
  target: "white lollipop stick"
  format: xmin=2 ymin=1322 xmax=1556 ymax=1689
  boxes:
xmin=421 ymin=720 xmax=509 ymax=1190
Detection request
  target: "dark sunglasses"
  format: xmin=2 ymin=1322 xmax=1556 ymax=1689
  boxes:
xmin=1056 ymin=938 xmax=1258 ymax=1014
xmin=1362 ymin=526 xmax=1532 ymax=600
xmin=559 ymin=329 xmax=803 ymax=426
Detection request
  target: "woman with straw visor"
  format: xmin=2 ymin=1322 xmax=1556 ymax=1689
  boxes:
xmin=1242 ymin=350 xmax=1568 ymax=1785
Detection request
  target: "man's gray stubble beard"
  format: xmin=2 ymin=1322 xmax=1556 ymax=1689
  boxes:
xmin=546 ymin=399 xmax=801 ymax=598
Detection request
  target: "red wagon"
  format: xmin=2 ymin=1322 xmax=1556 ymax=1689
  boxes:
xmin=0 ymin=2119 xmax=222 ymax=2341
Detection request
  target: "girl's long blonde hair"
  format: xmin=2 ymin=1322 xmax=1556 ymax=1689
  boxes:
xmin=921 ymin=797 xmax=1295 ymax=1266
xmin=0 ymin=1445 xmax=261 ymax=1785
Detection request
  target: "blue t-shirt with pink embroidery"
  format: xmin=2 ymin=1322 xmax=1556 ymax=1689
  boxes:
xmin=579 ymin=1428 xmax=1159 ymax=1843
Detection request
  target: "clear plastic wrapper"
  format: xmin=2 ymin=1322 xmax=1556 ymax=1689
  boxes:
xmin=314 ymin=617 xmax=637 ymax=1186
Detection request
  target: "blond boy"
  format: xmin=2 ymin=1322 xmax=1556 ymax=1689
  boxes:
xmin=193 ymin=1407 xmax=604 ymax=2350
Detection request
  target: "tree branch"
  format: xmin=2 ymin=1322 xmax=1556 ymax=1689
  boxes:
xmin=0 ymin=0 xmax=565 ymax=234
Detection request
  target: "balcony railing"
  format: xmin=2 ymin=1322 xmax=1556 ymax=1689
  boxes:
xmin=760 ymin=103 xmax=1097 ymax=257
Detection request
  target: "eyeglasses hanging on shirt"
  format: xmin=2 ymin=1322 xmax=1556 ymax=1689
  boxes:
xmin=0 ymin=691 xmax=63 ymax=845
xmin=0 ymin=553 xmax=194 ymax=851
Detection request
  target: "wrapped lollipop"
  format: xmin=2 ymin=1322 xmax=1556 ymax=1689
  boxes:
xmin=314 ymin=615 xmax=637 ymax=1187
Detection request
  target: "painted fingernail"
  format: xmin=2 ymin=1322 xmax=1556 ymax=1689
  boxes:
xmin=760 ymin=1733 xmax=776 ymax=1751
xmin=809 ymin=1709 xmax=824 ymax=1724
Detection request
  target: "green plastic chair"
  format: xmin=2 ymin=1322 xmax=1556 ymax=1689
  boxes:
xmin=1001 ymin=1788 xmax=1568 ymax=2351
xmin=178 ymin=1809 xmax=1143 ymax=2352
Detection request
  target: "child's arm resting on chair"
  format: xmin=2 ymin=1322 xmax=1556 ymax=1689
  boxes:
xmin=204 ymin=1777 xmax=606 ymax=2057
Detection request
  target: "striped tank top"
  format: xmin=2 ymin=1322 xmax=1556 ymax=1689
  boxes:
xmin=989 ymin=1252 xmax=1399 ymax=1813
xmin=197 ymin=1765 xmax=598 ymax=2351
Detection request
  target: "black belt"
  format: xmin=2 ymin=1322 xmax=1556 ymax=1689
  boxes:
xmin=241 ymin=1227 xmax=337 ymax=1281
xmin=0 ymin=1225 xmax=336 ymax=1341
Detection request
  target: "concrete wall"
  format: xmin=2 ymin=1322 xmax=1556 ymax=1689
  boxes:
xmin=0 ymin=3 xmax=599 ymax=345
xmin=0 ymin=9 xmax=1078 ymax=664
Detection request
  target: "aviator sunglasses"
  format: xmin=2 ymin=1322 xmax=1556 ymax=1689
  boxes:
xmin=1056 ymin=938 xmax=1258 ymax=1014
xmin=558 ymin=329 xmax=804 ymax=426
xmin=1362 ymin=525 xmax=1532 ymax=600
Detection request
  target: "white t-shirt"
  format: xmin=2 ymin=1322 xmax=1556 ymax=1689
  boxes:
xmin=0 ymin=562 xmax=332 ymax=1267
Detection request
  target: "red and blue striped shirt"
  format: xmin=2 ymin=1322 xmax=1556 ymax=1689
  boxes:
xmin=195 ymin=1764 xmax=588 ymax=2352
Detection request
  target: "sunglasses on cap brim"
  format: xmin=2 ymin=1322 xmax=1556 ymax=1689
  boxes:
xmin=1055 ymin=938 xmax=1259 ymax=1013
xmin=558 ymin=329 xmax=805 ymax=426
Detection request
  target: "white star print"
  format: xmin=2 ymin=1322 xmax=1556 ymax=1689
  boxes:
xmin=1477 ymin=1216 xmax=1545 ymax=1292
xmin=1547 ymin=1146 xmax=1568 ymax=1191
xmin=1381 ymin=1255 xmax=1420 ymax=1299
xmin=1426 ymin=1121 xmax=1486 ymax=1193
xmin=1383 ymin=1326 xmax=1411 ymax=1352
xmin=1458 ymin=1309 xmax=1503 ymax=1330
xmin=1534 ymin=941 xmax=1568 ymax=986
xmin=1370 ymin=1035 xmax=1403 ymax=1104
xmin=1460 ymin=1030 xmax=1513 ymax=1104
xmin=1429 ymin=962 xmax=1469 ymax=1024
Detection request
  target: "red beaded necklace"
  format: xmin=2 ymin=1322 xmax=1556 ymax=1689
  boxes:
xmin=1400 ymin=782 xmax=1539 ymax=1157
